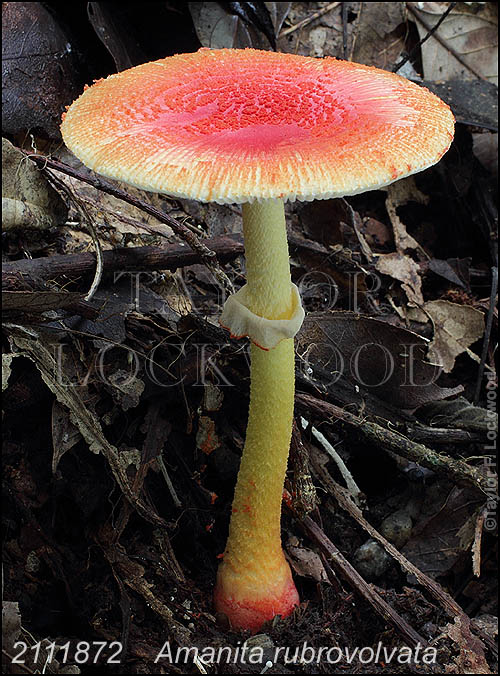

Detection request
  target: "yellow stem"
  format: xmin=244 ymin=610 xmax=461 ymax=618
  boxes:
xmin=217 ymin=199 xmax=296 ymax=600
xmin=241 ymin=200 xmax=293 ymax=320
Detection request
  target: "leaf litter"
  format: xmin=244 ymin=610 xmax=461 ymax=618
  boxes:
xmin=2 ymin=2 xmax=498 ymax=673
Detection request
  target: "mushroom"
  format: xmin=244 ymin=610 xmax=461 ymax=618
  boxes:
xmin=61 ymin=48 xmax=454 ymax=632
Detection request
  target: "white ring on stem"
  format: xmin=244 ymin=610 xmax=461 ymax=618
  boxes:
xmin=220 ymin=283 xmax=305 ymax=350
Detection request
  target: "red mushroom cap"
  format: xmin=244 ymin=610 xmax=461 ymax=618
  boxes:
xmin=61 ymin=48 xmax=454 ymax=204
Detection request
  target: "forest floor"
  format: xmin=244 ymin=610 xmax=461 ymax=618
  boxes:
xmin=2 ymin=2 xmax=498 ymax=674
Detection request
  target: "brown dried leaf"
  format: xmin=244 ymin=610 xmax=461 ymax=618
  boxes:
xmin=352 ymin=2 xmax=406 ymax=68
xmin=2 ymin=601 xmax=21 ymax=653
xmin=411 ymin=2 xmax=498 ymax=84
xmin=2 ymin=355 xmax=14 ymax=392
xmin=52 ymin=400 xmax=82 ymax=474
xmin=424 ymin=300 xmax=485 ymax=372
xmin=402 ymin=485 xmax=484 ymax=579
xmin=197 ymin=415 xmax=219 ymax=455
xmin=188 ymin=2 xmax=273 ymax=50
xmin=419 ymin=396 xmax=496 ymax=433
xmin=51 ymin=150 xmax=175 ymax=243
xmin=439 ymin=616 xmax=491 ymax=674
xmin=13 ymin=334 xmax=168 ymax=529
xmin=2 ymin=2 xmax=80 ymax=138
xmin=87 ymin=2 xmax=145 ymax=71
xmin=385 ymin=178 xmax=429 ymax=254
xmin=374 ymin=252 xmax=424 ymax=306
xmin=2 ymin=601 xmax=81 ymax=674
xmin=2 ymin=138 xmax=67 ymax=231
xmin=107 ymin=369 xmax=145 ymax=411
xmin=288 ymin=543 xmax=328 ymax=582
xmin=298 ymin=312 xmax=462 ymax=411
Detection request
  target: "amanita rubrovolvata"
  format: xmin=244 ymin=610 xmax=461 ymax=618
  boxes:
xmin=61 ymin=48 xmax=454 ymax=632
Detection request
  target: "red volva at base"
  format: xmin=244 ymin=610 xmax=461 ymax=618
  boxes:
xmin=214 ymin=579 xmax=299 ymax=633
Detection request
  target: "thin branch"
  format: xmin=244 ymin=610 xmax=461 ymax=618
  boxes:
xmin=298 ymin=515 xmax=427 ymax=648
xmin=279 ymin=1 xmax=340 ymax=38
xmin=405 ymin=3 xmax=489 ymax=81
xmin=393 ymin=2 xmax=457 ymax=73
xmin=22 ymin=152 xmax=234 ymax=294
xmin=2 ymin=234 xmax=244 ymax=290
xmin=341 ymin=1 xmax=349 ymax=59
xmin=296 ymin=392 xmax=490 ymax=495
xmin=474 ymin=266 xmax=498 ymax=403
xmin=301 ymin=416 xmax=362 ymax=505
xmin=305 ymin=460 xmax=495 ymax=657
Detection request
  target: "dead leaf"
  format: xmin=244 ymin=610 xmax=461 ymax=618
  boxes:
xmin=2 ymin=355 xmax=14 ymax=392
xmin=298 ymin=312 xmax=462 ymax=412
xmin=2 ymin=138 xmax=67 ymax=230
xmin=2 ymin=601 xmax=81 ymax=674
xmin=418 ymin=396 xmax=497 ymax=433
xmin=374 ymin=252 xmax=424 ymax=306
xmin=424 ymin=300 xmax=484 ymax=372
xmin=427 ymin=258 xmax=471 ymax=290
xmin=423 ymin=79 xmax=498 ymax=130
xmin=473 ymin=132 xmax=498 ymax=176
xmin=2 ymin=601 xmax=21 ymax=653
xmin=87 ymin=2 xmax=145 ymax=71
xmin=51 ymin=152 xmax=175 ymax=243
xmin=410 ymin=2 xmax=498 ymax=84
xmin=52 ymin=400 xmax=82 ymax=474
xmin=12 ymin=334 xmax=168 ymax=529
xmin=385 ymin=177 xmax=430 ymax=254
xmin=438 ymin=616 xmax=492 ymax=674
xmin=203 ymin=383 xmax=224 ymax=411
xmin=402 ymin=485 xmax=484 ymax=579
xmin=197 ymin=415 xmax=219 ymax=455
xmin=351 ymin=2 xmax=406 ymax=68
xmin=107 ymin=369 xmax=145 ymax=411
xmin=361 ymin=217 xmax=393 ymax=250
xmin=288 ymin=543 xmax=328 ymax=582
xmin=196 ymin=2 xmax=291 ymax=50
xmin=2 ymin=3 xmax=81 ymax=138
xmin=188 ymin=2 xmax=275 ymax=49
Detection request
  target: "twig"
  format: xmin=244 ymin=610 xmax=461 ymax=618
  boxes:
xmin=279 ymin=1 xmax=340 ymax=37
xmin=472 ymin=507 xmax=485 ymax=578
xmin=306 ymin=460 xmax=495 ymax=658
xmin=348 ymin=1 xmax=363 ymax=61
xmin=157 ymin=456 xmax=182 ymax=509
xmin=39 ymin=163 xmax=105 ymax=301
xmin=2 ymin=234 xmax=244 ymax=290
xmin=402 ymin=424 xmax=482 ymax=445
xmin=474 ymin=266 xmax=498 ymax=403
xmin=22 ymin=152 xmax=234 ymax=295
xmin=296 ymin=392 xmax=489 ymax=495
xmin=301 ymin=416 xmax=362 ymax=505
xmin=299 ymin=515 xmax=427 ymax=648
xmin=76 ymin=199 xmax=104 ymax=301
xmin=393 ymin=2 xmax=457 ymax=73
xmin=341 ymin=2 xmax=349 ymax=59
xmin=101 ymin=541 xmax=191 ymax=645
xmin=405 ymin=3 xmax=489 ymax=81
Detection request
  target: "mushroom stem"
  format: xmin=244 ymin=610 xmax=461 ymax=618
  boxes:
xmin=214 ymin=199 xmax=299 ymax=631
xmin=241 ymin=200 xmax=293 ymax=319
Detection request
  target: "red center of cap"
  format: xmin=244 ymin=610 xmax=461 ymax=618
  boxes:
xmin=120 ymin=63 xmax=412 ymax=158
